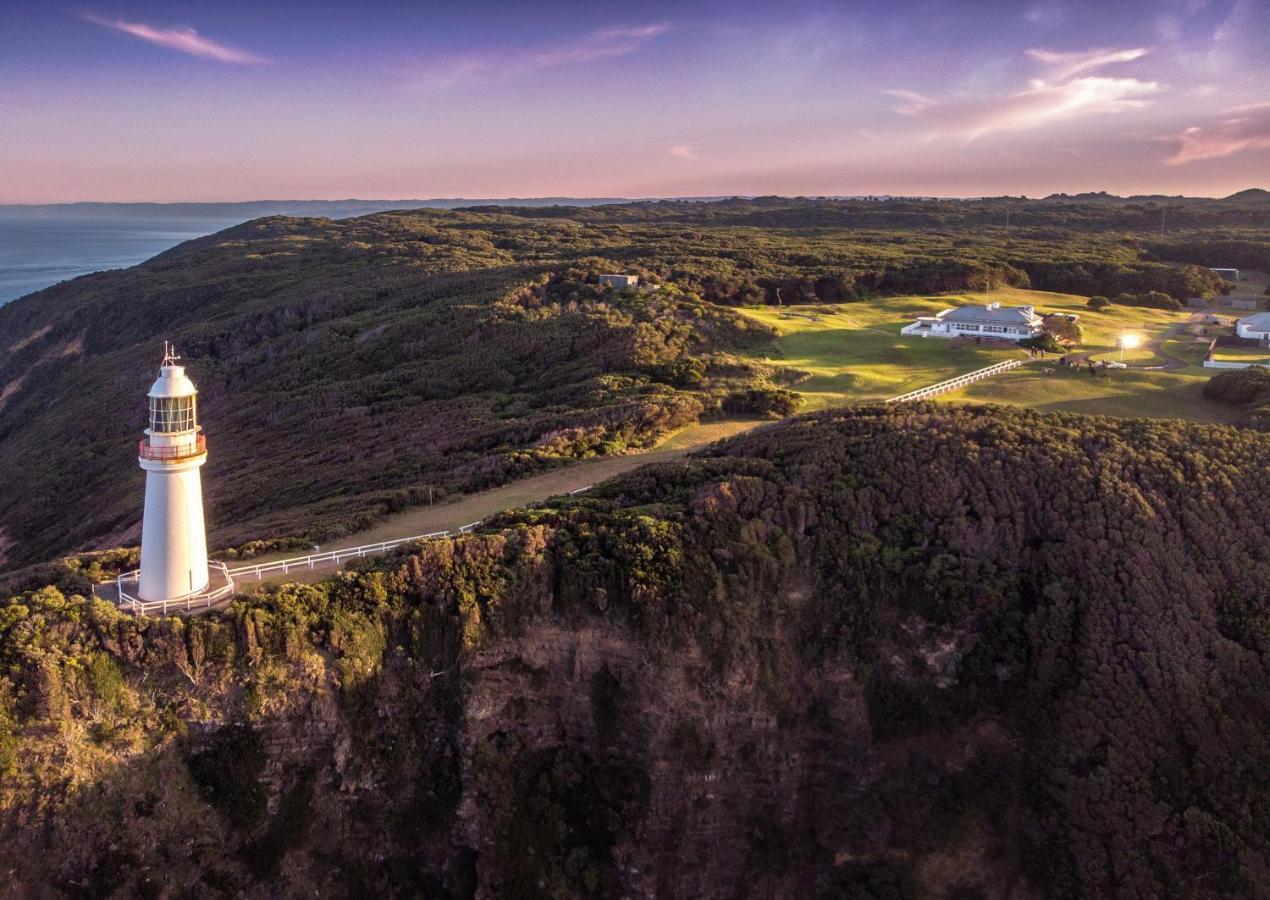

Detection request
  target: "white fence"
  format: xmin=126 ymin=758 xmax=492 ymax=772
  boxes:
xmin=115 ymin=561 xmax=236 ymax=617
xmin=228 ymin=521 xmax=484 ymax=580
xmin=885 ymin=359 xmax=1026 ymax=404
xmin=1203 ymin=359 xmax=1270 ymax=369
xmin=108 ymin=466 xmax=608 ymax=614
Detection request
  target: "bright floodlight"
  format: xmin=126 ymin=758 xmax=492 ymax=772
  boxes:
xmin=1120 ymin=333 xmax=1141 ymax=350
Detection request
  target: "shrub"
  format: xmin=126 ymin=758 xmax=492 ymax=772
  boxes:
xmin=1203 ymin=367 xmax=1270 ymax=406
xmin=1020 ymin=333 xmax=1064 ymax=353
xmin=1087 ymin=295 xmax=1111 ymax=311
xmin=721 ymin=388 xmax=802 ymax=417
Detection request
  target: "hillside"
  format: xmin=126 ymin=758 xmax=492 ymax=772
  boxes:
xmin=1 ymin=198 xmax=1265 ymax=569
xmin=1 ymin=405 xmax=1268 ymax=897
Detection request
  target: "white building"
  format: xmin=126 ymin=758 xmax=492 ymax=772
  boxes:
xmin=598 ymin=274 xmax=639 ymax=289
xmin=114 ymin=345 xmax=233 ymax=612
xmin=900 ymin=303 xmax=1044 ymax=341
xmin=1236 ymin=312 xmax=1270 ymax=344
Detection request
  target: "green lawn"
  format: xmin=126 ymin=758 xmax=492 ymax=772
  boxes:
xmin=943 ymin=365 xmax=1240 ymax=423
xmin=738 ymin=294 xmax=1026 ymax=409
xmin=1212 ymin=345 xmax=1270 ymax=363
xmin=739 ymin=288 xmax=1235 ymax=422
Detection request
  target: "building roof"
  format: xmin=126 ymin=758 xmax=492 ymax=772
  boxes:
xmin=941 ymin=304 xmax=1039 ymax=326
xmin=1239 ymin=312 xmax=1270 ymax=333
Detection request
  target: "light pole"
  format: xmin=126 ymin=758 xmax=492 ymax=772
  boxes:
xmin=1119 ymin=333 xmax=1141 ymax=362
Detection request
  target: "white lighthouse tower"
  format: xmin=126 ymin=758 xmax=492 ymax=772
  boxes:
xmin=136 ymin=344 xmax=213 ymax=603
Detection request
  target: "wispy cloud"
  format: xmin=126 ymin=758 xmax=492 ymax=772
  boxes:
xmin=667 ymin=143 xmax=700 ymax=160
xmin=1026 ymin=46 xmax=1150 ymax=80
xmin=418 ymin=23 xmax=669 ymax=90
xmin=1023 ymin=2 xmax=1066 ymax=28
xmin=1162 ymin=103 xmax=1270 ymax=163
xmin=888 ymin=46 xmax=1157 ymax=140
xmin=79 ymin=11 xmax=270 ymax=64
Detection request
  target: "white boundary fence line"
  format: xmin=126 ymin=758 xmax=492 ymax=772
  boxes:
xmin=885 ymin=359 xmax=1027 ymax=404
xmin=228 ymin=523 xmax=482 ymax=580
xmin=1203 ymin=359 xmax=1270 ymax=369
xmin=107 ymin=477 xmax=610 ymax=614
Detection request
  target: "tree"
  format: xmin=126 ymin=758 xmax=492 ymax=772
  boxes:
xmin=1087 ymin=296 xmax=1111 ymax=311
xmin=1042 ymin=315 xmax=1083 ymax=345
xmin=1203 ymin=367 xmax=1270 ymax=406
xmin=1020 ymin=333 xmax=1063 ymax=354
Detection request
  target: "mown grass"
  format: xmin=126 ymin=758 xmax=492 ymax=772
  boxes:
xmin=737 ymin=295 xmax=1026 ymax=409
xmin=944 ymin=366 xmax=1239 ymax=423
xmin=736 ymin=288 xmax=1219 ymax=418
xmin=741 ymin=288 xmax=1203 ymax=411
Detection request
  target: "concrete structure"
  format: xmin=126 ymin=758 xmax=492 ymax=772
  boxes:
xmin=900 ymin=303 xmax=1043 ymax=341
xmin=1236 ymin=312 xmax=1270 ymax=345
xmin=598 ymin=274 xmax=639 ymax=289
xmin=1211 ymin=268 xmax=1241 ymax=281
xmin=135 ymin=346 xmax=215 ymax=602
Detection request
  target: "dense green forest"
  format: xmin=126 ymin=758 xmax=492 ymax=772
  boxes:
xmin=1 ymin=405 xmax=1267 ymax=897
xmin=1 ymin=195 xmax=1267 ymax=569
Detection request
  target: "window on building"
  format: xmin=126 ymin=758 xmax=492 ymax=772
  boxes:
xmin=150 ymin=395 xmax=197 ymax=433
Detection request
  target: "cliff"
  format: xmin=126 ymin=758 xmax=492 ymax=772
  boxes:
xmin=2 ymin=405 xmax=1268 ymax=898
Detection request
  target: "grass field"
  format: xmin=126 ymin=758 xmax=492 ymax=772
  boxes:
xmin=737 ymin=288 xmax=1219 ymax=417
xmin=943 ymin=365 xmax=1239 ymax=423
xmin=1212 ymin=345 xmax=1270 ymax=363
xmin=737 ymin=294 xmax=1025 ymax=409
xmin=742 ymin=284 xmax=1266 ymax=423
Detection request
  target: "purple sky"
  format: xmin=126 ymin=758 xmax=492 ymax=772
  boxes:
xmin=1 ymin=0 xmax=1268 ymax=202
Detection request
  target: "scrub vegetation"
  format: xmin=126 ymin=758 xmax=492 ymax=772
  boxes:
xmin=1 ymin=406 xmax=1268 ymax=897
xmin=1 ymin=195 xmax=1266 ymax=569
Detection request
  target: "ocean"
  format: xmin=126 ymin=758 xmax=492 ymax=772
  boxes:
xmin=0 ymin=213 xmax=244 ymax=306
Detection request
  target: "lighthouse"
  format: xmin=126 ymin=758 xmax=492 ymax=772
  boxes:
xmin=136 ymin=344 xmax=212 ymax=602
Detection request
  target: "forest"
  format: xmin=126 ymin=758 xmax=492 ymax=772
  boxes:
xmin=1 ymin=195 xmax=1267 ymax=571
xmin=1 ymin=405 xmax=1267 ymax=897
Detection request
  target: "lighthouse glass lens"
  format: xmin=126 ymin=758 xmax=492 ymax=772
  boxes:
xmin=150 ymin=396 xmax=196 ymax=433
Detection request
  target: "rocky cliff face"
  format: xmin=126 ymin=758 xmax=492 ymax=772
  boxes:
xmin=1 ymin=406 xmax=1267 ymax=898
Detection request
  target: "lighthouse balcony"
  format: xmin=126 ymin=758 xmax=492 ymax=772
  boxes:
xmin=139 ymin=433 xmax=206 ymax=461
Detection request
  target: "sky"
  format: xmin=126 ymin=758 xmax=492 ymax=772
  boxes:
xmin=1 ymin=0 xmax=1268 ymax=202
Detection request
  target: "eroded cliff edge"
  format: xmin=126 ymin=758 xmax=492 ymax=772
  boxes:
xmin=2 ymin=405 xmax=1268 ymax=898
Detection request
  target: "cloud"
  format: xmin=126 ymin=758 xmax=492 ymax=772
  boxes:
xmin=1162 ymin=103 xmax=1270 ymax=163
xmin=79 ymin=12 xmax=269 ymax=63
xmin=888 ymin=77 xmax=1157 ymax=140
xmin=1023 ymin=2 xmax=1066 ymax=28
xmin=1026 ymin=46 xmax=1150 ymax=79
xmin=889 ymin=46 xmax=1157 ymax=141
xmin=419 ymin=24 xmax=669 ymax=90
xmin=667 ymin=143 xmax=700 ymax=160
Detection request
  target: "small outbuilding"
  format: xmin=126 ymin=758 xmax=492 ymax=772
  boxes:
xmin=598 ymin=274 xmax=640 ymax=289
xmin=1236 ymin=312 xmax=1270 ymax=344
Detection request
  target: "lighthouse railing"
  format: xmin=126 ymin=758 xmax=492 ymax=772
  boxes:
xmin=115 ymin=560 xmax=235 ymax=616
xmin=138 ymin=433 xmax=207 ymax=462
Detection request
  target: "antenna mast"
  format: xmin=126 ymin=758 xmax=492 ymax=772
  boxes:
xmin=162 ymin=341 xmax=181 ymax=367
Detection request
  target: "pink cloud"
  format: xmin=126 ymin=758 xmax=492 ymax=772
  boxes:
xmin=888 ymin=76 xmax=1158 ymax=140
xmin=419 ymin=24 xmax=669 ymax=89
xmin=889 ymin=45 xmax=1158 ymax=141
xmin=667 ymin=143 xmax=700 ymax=160
xmin=1025 ymin=46 xmax=1150 ymax=80
xmin=1163 ymin=104 xmax=1270 ymax=164
xmin=79 ymin=12 xmax=270 ymax=64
